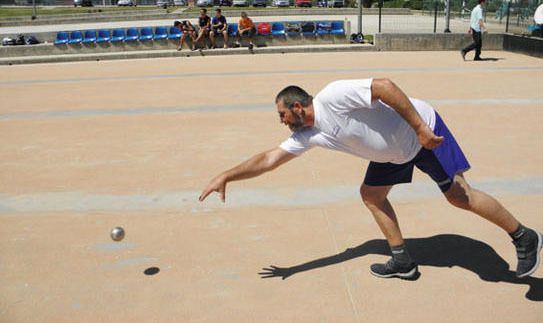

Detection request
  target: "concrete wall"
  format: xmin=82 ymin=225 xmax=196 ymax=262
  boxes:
xmin=0 ymin=33 xmax=349 ymax=58
xmin=374 ymin=33 xmax=505 ymax=51
xmin=503 ymin=34 xmax=543 ymax=58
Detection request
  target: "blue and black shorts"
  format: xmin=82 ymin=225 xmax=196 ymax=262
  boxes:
xmin=363 ymin=113 xmax=471 ymax=193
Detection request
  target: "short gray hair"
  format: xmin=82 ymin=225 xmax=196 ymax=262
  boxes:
xmin=275 ymin=85 xmax=313 ymax=109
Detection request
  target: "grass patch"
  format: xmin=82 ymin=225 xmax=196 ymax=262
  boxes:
xmin=0 ymin=6 xmax=161 ymax=18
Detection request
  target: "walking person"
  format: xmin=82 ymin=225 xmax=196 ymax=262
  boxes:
xmin=199 ymin=78 xmax=542 ymax=279
xmin=461 ymin=0 xmax=487 ymax=61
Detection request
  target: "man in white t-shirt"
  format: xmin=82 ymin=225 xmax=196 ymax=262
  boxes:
xmin=199 ymin=78 xmax=542 ymax=280
xmin=461 ymin=0 xmax=486 ymax=61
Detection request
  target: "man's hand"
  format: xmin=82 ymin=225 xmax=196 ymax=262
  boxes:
xmin=199 ymin=174 xmax=228 ymax=202
xmin=416 ymin=125 xmax=444 ymax=150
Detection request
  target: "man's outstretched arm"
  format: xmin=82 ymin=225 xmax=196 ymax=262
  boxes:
xmin=371 ymin=78 xmax=444 ymax=150
xmin=199 ymin=147 xmax=296 ymax=202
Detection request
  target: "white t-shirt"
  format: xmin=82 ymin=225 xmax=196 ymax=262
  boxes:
xmin=279 ymin=79 xmax=436 ymax=164
xmin=470 ymin=4 xmax=483 ymax=32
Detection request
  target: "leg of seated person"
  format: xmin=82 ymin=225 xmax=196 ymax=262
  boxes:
xmin=209 ymin=31 xmax=215 ymax=48
xmin=223 ymin=30 xmax=228 ymax=48
xmin=178 ymin=34 xmax=186 ymax=50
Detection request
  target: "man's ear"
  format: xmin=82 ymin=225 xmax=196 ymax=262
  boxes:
xmin=292 ymin=102 xmax=304 ymax=114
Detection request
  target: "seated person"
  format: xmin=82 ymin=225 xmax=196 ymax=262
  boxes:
xmin=235 ymin=11 xmax=256 ymax=50
xmin=210 ymin=8 xmax=228 ymax=49
xmin=174 ymin=20 xmax=195 ymax=51
xmin=194 ymin=8 xmax=211 ymax=50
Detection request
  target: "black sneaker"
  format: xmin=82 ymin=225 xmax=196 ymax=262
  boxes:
xmin=514 ymin=230 xmax=543 ymax=278
xmin=370 ymin=258 xmax=418 ymax=279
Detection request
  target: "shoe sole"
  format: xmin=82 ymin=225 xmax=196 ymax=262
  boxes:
xmin=370 ymin=266 xmax=418 ymax=279
xmin=517 ymin=231 xmax=543 ymax=278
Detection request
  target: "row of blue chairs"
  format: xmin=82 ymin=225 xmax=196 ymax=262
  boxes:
xmin=54 ymin=21 xmax=345 ymax=45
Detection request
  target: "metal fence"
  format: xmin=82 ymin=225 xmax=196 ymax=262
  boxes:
xmin=373 ymin=0 xmax=542 ymax=35
xmin=1 ymin=0 xmax=541 ymax=36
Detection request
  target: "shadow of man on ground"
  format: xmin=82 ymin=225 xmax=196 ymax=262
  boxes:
xmin=259 ymin=234 xmax=542 ymax=301
xmin=476 ymin=57 xmax=504 ymax=61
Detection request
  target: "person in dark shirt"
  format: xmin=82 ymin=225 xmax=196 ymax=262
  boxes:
xmin=174 ymin=20 xmax=196 ymax=51
xmin=210 ymin=8 xmax=228 ymax=49
xmin=194 ymin=8 xmax=211 ymax=50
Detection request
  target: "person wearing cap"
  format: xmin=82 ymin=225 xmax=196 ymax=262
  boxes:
xmin=174 ymin=20 xmax=196 ymax=51
xmin=235 ymin=11 xmax=256 ymax=50
xmin=461 ymin=0 xmax=487 ymax=61
xmin=199 ymin=78 xmax=543 ymax=280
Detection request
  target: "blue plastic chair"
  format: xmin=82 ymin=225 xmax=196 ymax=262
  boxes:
xmin=82 ymin=30 xmax=97 ymax=43
xmin=139 ymin=27 xmax=153 ymax=41
xmin=316 ymin=21 xmax=332 ymax=35
xmin=54 ymin=32 xmax=69 ymax=45
xmin=168 ymin=26 xmax=182 ymax=40
xmin=96 ymin=29 xmax=111 ymax=43
xmin=228 ymin=23 xmax=238 ymax=37
xmin=154 ymin=26 xmax=168 ymax=40
xmin=125 ymin=28 xmax=139 ymax=41
xmin=330 ymin=21 xmax=345 ymax=35
xmin=271 ymin=22 xmax=285 ymax=36
xmin=68 ymin=31 xmax=83 ymax=44
xmin=111 ymin=29 xmax=125 ymax=42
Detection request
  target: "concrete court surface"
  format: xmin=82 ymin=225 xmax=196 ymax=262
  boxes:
xmin=0 ymin=51 xmax=542 ymax=322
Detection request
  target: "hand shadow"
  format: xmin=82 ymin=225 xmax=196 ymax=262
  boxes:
xmin=259 ymin=234 xmax=543 ymax=302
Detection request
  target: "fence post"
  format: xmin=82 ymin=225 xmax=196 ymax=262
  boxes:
xmin=357 ymin=0 xmax=363 ymax=35
xmin=434 ymin=1 xmax=438 ymax=33
xmin=505 ymin=1 xmax=511 ymax=33
xmin=444 ymin=0 xmax=451 ymax=32
xmin=31 ymin=0 xmax=37 ymax=20
xmin=378 ymin=0 xmax=383 ymax=33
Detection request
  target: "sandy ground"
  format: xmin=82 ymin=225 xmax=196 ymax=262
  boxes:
xmin=1 ymin=51 xmax=542 ymax=322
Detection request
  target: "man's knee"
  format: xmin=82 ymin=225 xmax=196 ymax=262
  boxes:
xmin=444 ymin=177 xmax=472 ymax=210
xmin=360 ymin=184 xmax=389 ymax=208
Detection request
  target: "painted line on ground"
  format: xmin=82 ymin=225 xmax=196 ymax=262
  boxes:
xmin=0 ymin=176 xmax=541 ymax=214
xmin=1 ymin=66 xmax=542 ymax=86
xmin=1 ymin=98 xmax=542 ymax=121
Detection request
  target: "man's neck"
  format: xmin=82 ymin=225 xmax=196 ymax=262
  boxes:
xmin=304 ymin=104 xmax=315 ymax=127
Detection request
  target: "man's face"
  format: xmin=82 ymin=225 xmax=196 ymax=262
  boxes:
xmin=277 ymin=101 xmax=305 ymax=132
xmin=200 ymin=10 xmax=206 ymax=17
xmin=216 ymin=11 xmax=221 ymax=18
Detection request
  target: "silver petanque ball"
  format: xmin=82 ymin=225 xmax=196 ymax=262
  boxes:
xmin=110 ymin=227 xmax=125 ymax=242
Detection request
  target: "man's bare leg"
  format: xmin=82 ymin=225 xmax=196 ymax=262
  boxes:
xmin=360 ymin=184 xmax=404 ymax=247
xmin=360 ymin=184 xmax=419 ymax=278
xmin=445 ymin=174 xmax=542 ymax=277
xmin=444 ymin=174 xmax=518 ymax=232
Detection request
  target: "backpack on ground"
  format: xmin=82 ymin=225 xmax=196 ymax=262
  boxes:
xmin=2 ymin=37 xmax=16 ymax=46
xmin=350 ymin=33 xmax=364 ymax=44
xmin=25 ymin=35 xmax=39 ymax=45
xmin=15 ymin=34 xmax=25 ymax=45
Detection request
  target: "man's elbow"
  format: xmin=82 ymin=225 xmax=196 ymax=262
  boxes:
xmin=372 ymin=78 xmax=395 ymax=100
